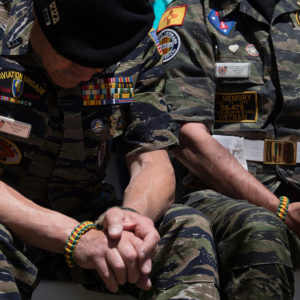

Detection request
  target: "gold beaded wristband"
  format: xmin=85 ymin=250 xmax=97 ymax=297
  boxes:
xmin=276 ymin=196 xmax=290 ymax=222
xmin=64 ymin=221 xmax=96 ymax=268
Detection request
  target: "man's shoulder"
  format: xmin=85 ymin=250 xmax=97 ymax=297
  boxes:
xmin=0 ymin=0 xmax=12 ymax=44
xmin=0 ymin=0 xmax=33 ymax=56
xmin=114 ymin=27 xmax=164 ymax=83
xmin=121 ymin=27 xmax=163 ymax=63
xmin=167 ymin=0 xmax=200 ymax=7
xmin=157 ymin=0 xmax=205 ymax=33
xmin=164 ymin=0 xmax=203 ymax=12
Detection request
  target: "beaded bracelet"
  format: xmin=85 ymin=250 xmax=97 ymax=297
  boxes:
xmin=64 ymin=221 xmax=96 ymax=268
xmin=276 ymin=196 xmax=290 ymax=222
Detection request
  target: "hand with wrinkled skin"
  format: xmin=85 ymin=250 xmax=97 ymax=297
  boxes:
xmin=104 ymin=207 xmax=160 ymax=273
xmin=114 ymin=229 xmax=153 ymax=291
xmin=101 ymin=148 xmax=174 ymax=288
xmin=73 ymin=227 xmax=152 ymax=293
xmin=82 ymin=146 xmax=174 ymax=292
xmin=285 ymin=202 xmax=300 ymax=239
xmin=103 ymin=207 xmax=160 ymax=262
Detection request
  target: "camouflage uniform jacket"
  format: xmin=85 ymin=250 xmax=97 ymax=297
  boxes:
xmin=159 ymin=0 xmax=300 ymax=197
xmin=0 ymin=0 xmax=178 ymax=218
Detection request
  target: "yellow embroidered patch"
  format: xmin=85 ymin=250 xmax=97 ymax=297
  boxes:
xmin=157 ymin=5 xmax=187 ymax=32
xmin=215 ymin=91 xmax=258 ymax=123
xmin=295 ymin=10 xmax=300 ymax=26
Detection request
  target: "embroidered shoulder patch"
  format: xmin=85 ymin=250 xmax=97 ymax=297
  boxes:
xmin=82 ymin=77 xmax=134 ymax=106
xmin=157 ymin=5 xmax=187 ymax=32
xmin=158 ymin=29 xmax=181 ymax=62
xmin=148 ymin=28 xmax=163 ymax=55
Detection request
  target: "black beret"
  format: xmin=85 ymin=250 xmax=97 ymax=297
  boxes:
xmin=33 ymin=0 xmax=154 ymax=68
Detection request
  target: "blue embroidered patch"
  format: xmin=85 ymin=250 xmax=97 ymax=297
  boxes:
xmin=208 ymin=9 xmax=236 ymax=36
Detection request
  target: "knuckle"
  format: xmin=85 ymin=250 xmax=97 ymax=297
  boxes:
xmin=154 ymin=232 xmax=160 ymax=241
xmin=125 ymin=249 xmax=137 ymax=263
xmin=114 ymin=264 xmax=126 ymax=274
xmin=151 ymin=231 xmax=160 ymax=243
xmin=101 ymin=270 xmax=111 ymax=281
xmin=126 ymin=252 xmax=137 ymax=263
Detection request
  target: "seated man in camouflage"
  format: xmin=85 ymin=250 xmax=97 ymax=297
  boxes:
xmin=0 ymin=0 xmax=219 ymax=299
xmin=158 ymin=0 xmax=300 ymax=299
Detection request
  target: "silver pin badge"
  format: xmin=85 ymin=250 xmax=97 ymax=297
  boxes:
xmin=229 ymin=44 xmax=239 ymax=53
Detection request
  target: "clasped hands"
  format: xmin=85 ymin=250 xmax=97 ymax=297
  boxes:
xmin=73 ymin=207 xmax=160 ymax=292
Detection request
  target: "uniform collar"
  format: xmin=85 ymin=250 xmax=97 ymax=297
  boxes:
xmin=213 ymin=0 xmax=240 ymax=18
xmin=1 ymin=0 xmax=34 ymax=56
xmin=215 ymin=0 xmax=299 ymax=23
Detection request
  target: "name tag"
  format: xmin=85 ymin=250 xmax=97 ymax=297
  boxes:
xmin=0 ymin=116 xmax=31 ymax=138
xmin=215 ymin=63 xmax=249 ymax=78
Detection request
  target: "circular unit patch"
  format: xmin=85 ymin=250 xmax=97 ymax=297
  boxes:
xmin=0 ymin=136 xmax=22 ymax=164
xmin=91 ymin=119 xmax=104 ymax=133
xmin=245 ymin=44 xmax=259 ymax=57
xmin=158 ymin=29 xmax=181 ymax=62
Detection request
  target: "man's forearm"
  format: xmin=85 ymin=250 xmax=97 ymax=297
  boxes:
xmin=124 ymin=149 xmax=175 ymax=222
xmin=171 ymin=122 xmax=279 ymax=213
xmin=0 ymin=181 xmax=79 ymax=253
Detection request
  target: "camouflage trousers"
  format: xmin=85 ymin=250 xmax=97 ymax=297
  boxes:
xmin=184 ymin=190 xmax=300 ymax=300
xmin=0 ymin=204 xmax=219 ymax=300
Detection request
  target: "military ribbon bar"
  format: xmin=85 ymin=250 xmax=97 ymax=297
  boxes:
xmin=0 ymin=95 xmax=32 ymax=107
xmin=81 ymin=77 xmax=134 ymax=106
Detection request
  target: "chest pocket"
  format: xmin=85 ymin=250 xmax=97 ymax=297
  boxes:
xmin=214 ymin=37 xmax=265 ymax=123
xmin=81 ymin=75 xmax=134 ymax=141
xmin=215 ymin=41 xmax=264 ymax=86
xmin=82 ymin=104 xmax=128 ymax=142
